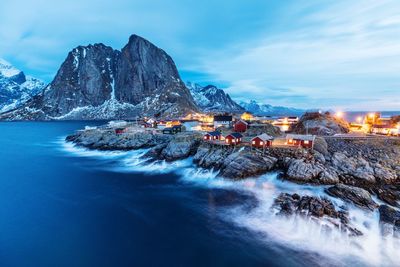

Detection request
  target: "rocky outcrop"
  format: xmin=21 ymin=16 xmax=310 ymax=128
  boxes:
xmin=1 ymin=34 xmax=198 ymax=120
xmin=325 ymin=184 xmax=378 ymax=211
xmin=219 ymin=149 xmax=277 ymax=179
xmin=290 ymin=112 xmax=350 ymax=136
xmin=284 ymin=158 xmax=339 ymax=184
xmin=379 ymin=205 xmax=400 ymax=237
xmin=273 ymin=193 xmax=362 ymax=236
xmin=66 ymin=127 xmax=172 ymax=150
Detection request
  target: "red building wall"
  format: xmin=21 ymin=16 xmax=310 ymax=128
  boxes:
xmin=234 ymin=121 xmax=248 ymax=132
xmin=251 ymin=137 xmax=272 ymax=148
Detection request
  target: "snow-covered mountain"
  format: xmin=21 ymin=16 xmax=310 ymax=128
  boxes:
xmin=186 ymin=82 xmax=244 ymax=113
xmin=239 ymin=100 xmax=304 ymax=116
xmin=0 ymin=35 xmax=198 ymax=120
xmin=0 ymin=59 xmax=45 ymax=113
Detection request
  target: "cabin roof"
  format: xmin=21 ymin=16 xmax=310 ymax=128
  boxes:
xmin=214 ymin=115 xmax=233 ymax=121
xmin=252 ymin=133 xmax=274 ymax=141
xmin=286 ymin=134 xmax=315 ymax=141
xmin=226 ymin=132 xmax=243 ymax=138
xmin=235 ymin=119 xmax=248 ymax=125
xmin=206 ymin=131 xmax=221 ymax=136
xmin=163 ymin=127 xmax=173 ymax=130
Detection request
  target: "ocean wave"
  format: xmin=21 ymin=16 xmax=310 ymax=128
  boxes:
xmin=61 ymin=140 xmax=400 ymax=266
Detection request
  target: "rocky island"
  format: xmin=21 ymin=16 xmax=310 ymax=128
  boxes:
xmin=66 ymin=115 xmax=400 ymax=238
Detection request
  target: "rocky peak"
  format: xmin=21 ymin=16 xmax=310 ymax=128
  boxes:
xmin=0 ymin=34 xmax=197 ymax=120
xmin=186 ymin=82 xmax=244 ymax=113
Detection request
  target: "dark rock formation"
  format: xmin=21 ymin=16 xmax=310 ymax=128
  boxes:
xmin=378 ymin=205 xmax=400 ymax=237
xmin=273 ymin=193 xmax=362 ymax=236
xmin=1 ymin=34 xmax=198 ymax=120
xmin=325 ymin=184 xmax=378 ymax=211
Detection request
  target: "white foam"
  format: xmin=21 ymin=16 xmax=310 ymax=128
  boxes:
xmin=60 ymin=140 xmax=400 ymax=266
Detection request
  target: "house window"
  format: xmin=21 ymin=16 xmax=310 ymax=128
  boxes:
xmin=260 ymin=141 xmax=264 ymax=145
xmin=304 ymin=140 xmax=309 ymax=145
xmin=252 ymin=141 xmax=256 ymax=145
xmin=214 ymin=136 xmax=216 ymax=140
xmin=232 ymin=139 xmax=236 ymax=143
xmin=204 ymin=136 xmax=207 ymax=140
xmin=288 ymin=139 xmax=293 ymax=143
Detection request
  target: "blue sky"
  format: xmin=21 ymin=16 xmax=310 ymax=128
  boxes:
xmin=1 ymin=0 xmax=399 ymax=110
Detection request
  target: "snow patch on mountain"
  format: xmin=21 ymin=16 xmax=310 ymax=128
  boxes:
xmin=186 ymin=82 xmax=243 ymax=113
xmin=239 ymin=100 xmax=304 ymax=116
xmin=0 ymin=59 xmax=45 ymax=113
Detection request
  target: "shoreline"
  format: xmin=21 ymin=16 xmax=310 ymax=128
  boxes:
xmin=65 ymin=124 xmax=400 ymax=244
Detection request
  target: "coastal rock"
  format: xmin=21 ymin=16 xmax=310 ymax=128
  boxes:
xmin=331 ymin=152 xmax=376 ymax=185
xmin=160 ymin=134 xmax=202 ymax=161
xmin=66 ymin=127 xmax=171 ymax=150
xmin=284 ymin=158 xmax=339 ymax=184
xmin=273 ymin=193 xmax=362 ymax=236
xmin=193 ymin=144 xmax=235 ymax=169
xmin=378 ymin=205 xmax=400 ymax=237
xmin=325 ymin=184 xmax=378 ymax=211
xmin=220 ymin=149 xmax=277 ymax=179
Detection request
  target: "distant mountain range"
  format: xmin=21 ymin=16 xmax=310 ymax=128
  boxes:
xmin=186 ymin=82 xmax=244 ymax=113
xmin=0 ymin=34 xmax=303 ymax=120
xmin=0 ymin=59 xmax=45 ymax=113
xmin=239 ymin=100 xmax=304 ymax=116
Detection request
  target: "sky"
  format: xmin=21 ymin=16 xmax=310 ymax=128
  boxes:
xmin=0 ymin=0 xmax=399 ymax=110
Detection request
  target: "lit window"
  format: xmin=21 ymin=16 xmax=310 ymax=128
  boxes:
xmin=252 ymin=141 xmax=256 ymax=145
xmin=289 ymin=139 xmax=293 ymax=143
xmin=304 ymin=140 xmax=309 ymax=144
xmin=260 ymin=141 xmax=264 ymax=145
xmin=232 ymin=139 xmax=236 ymax=143
xmin=214 ymin=136 xmax=216 ymax=140
xmin=225 ymin=139 xmax=229 ymax=143
xmin=204 ymin=136 xmax=207 ymax=140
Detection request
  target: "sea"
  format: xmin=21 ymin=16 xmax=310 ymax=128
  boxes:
xmin=0 ymin=122 xmax=399 ymax=267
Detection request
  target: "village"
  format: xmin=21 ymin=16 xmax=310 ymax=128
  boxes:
xmin=109 ymin=110 xmax=400 ymax=154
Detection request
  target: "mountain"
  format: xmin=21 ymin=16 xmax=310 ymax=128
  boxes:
xmin=0 ymin=35 xmax=198 ymax=120
xmin=186 ymin=82 xmax=244 ymax=113
xmin=0 ymin=59 xmax=45 ymax=113
xmin=239 ymin=100 xmax=304 ymax=116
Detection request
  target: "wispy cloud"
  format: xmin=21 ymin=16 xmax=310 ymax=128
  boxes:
xmin=1 ymin=0 xmax=399 ymax=110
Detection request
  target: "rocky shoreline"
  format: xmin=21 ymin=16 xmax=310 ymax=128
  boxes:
xmin=66 ymin=125 xmax=400 ymax=237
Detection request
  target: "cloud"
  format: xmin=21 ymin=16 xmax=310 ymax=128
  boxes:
xmin=0 ymin=0 xmax=399 ymax=110
xmin=186 ymin=0 xmax=400 ymax=110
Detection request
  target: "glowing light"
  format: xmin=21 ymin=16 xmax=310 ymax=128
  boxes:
xmin=335 ymin=111 xmax=344 ymax=118
xmin=356 ymin=116 xmax=362 ymax=123
xmin=368 ymin=113 xmax=375 ymax=119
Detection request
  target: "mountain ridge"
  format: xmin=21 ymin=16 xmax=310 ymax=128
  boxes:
xmin=0 ymin=35 xmax=198 ymax=120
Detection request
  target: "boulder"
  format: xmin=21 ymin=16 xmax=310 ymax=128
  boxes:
xmin=325 ymin=184 xmax=378 ymax=211
xmin=273 ymin=193 xmax=362 ymax=236
xmin=290 ymin=112 xmax=350 ymax=136
xmin=161 ymin=139 xmax=200 ymax=161
xmin=378 ymin=205 xmax=400 ymax=237
xmin=284 ymin=158 xmax=339 ymax=184
xmin=220 ymin=150 xmax=277 ymax=179
xmin=331 ymin=152 xmax=376 ymax=185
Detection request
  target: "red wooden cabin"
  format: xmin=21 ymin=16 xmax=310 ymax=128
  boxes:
xmin=225 ymin=133 xmax=243 ymax=145
xmin=286 ymin=134 xmax=315 ymax=149
xmin=234 ymin=120 xmax=249 ymax=132
xmin=203 ymin=131 xmax=221 ymax=141
xmin=251 ymin=134 xmax=273 ymax=148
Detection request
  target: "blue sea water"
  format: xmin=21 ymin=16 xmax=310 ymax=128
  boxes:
xmin=0 ymin=122 xmax=320 ymax=267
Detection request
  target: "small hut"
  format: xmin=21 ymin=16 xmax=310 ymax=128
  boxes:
xmin=225 ymin=132 xmax=243 ymax=145
xmin=285 ymin=134 xmax=315 ymax=149
xmin=251 ymin=133 xmax=274 ymax=148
